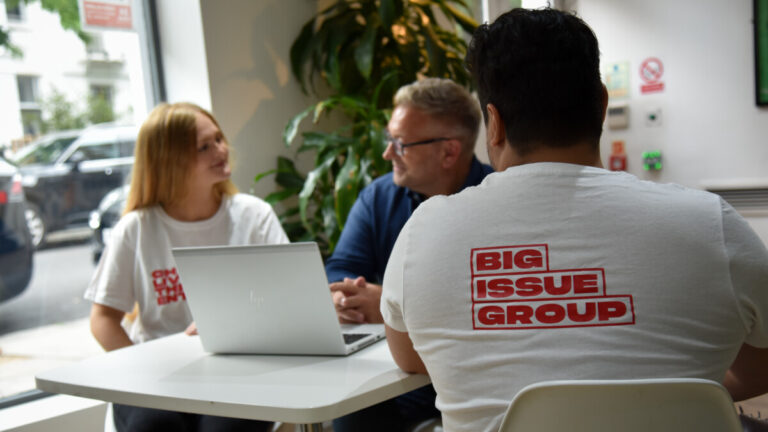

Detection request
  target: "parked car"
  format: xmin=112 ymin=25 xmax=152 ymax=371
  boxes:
xmin=0 ymin=156 xmax=34 ymax=302
xmin=89 ymin=183 xmax=129 ymax=263
xmin=11 ymin=124 xmax=138 ymax=248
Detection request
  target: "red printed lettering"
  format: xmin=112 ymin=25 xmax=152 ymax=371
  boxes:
xmin=478 ymin=306 xmax=505 ymax=325
xmin=573 ymin=274 xmax=599 ymax=294
xmin=473 ymin=297 xmax=634 ymax=329
xmin=503 ymin=250 xmax=514 ymax=269
xmin=517 ymin=249 xmax=544 ymax=269
xmin=535 ymin=303 xmax=566 ymax=324
xmin=151 ymin=267 xmax=186 ymax=306
xmin=488 ymin=278 xmax=515 ymax=298
xmin=473 ymin=246 xmax=548 ymax=273
xmin=515 ymin=277 xmax=543 ymax=297
xmin=567 ymin=302 xmax=597 ymax=322
xmin=505 ymin=304 xmax=533 ymax=324
xmin=470 ymin=244 xmax=635 ymax=330
xmin=476 ymin=279 xmax=487 ymax=298
xmin=543 ymin=275 xmax=571 ymax=295
xmin=477 ymin=252 xmax=501 ymax=271
xmin=598 ymin=301 xmax=627 ymax=321
xmin=473 ymin=271 xmax=605 ymax=301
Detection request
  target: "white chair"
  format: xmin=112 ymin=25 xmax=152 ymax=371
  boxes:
xmin=497 ymin=378 xmax=742 ymax=432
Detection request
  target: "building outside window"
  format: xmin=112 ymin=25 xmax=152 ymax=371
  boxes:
xmin=0 ymin=0 xmax=154 ymax=406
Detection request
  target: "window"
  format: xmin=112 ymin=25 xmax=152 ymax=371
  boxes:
xmin=5 ymin=0 xmax=23 ymax=22
xmin=20 ymin=108 xmax=42 ymax=136
xmin=70 ymin=142 xmax=119 ymax=162
xmin=16 ymin=75 xmax=39 ymax=105
xmin=118 ymin=140 xmax=135 ymax=157
xmin=86 ymin=33 xmax=107 ymax=57
xmin=90 ymin=84 xmax=114 ymax=105
xmin=13 ymin=136 xmax=77 ymax=166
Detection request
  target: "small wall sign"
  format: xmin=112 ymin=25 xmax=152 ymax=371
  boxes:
xmin=639 ymin=57 xmax=665 ymax=94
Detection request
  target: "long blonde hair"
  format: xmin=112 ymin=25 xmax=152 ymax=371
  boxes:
xmin=124 ymin=102 xmax=237 ymax=214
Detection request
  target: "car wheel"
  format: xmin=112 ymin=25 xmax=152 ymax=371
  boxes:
xmin=25 ymin=203 xmax=47 ymax=249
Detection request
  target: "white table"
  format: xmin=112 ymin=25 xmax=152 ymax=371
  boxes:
xmin=35 ymin=333 xmax=431 ymax=431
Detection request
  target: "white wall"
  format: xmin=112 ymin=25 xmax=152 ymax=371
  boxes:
xmin=576 ymin=0 xmax=768 ymax=189
xmin=199 ymin=0 xmax=319 ymax=197
xmin=155 ymin=0 xmax=318 ymax=198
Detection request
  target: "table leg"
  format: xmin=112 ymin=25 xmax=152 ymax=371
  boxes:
xmin=298 ymin=423 xmax=324 ymax=432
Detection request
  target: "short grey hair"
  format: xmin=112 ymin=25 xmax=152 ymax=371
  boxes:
xmin=393 ymin=78 xmax=481 ymax=154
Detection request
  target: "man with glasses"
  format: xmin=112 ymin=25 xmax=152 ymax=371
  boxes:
xmin=326 ymin=77 xmax=493 ymax=431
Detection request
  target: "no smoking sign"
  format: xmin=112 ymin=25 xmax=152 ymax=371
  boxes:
xmin=640 ymin=57 xmax=665 ymax=94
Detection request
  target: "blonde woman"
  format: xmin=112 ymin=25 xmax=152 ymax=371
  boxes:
xmin=85 ymin=102 xmax=287 ymax=431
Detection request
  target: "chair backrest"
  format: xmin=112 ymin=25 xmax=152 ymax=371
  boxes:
xmin=497 ymin=378 xmax=742 ymax=432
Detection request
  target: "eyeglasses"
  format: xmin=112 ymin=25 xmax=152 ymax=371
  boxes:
xmin=384 ymin=131 xmax=452 ymax=156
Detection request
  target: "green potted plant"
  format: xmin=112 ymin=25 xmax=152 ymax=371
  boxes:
xmin=257 ymin=0 xmax=478 ymax=256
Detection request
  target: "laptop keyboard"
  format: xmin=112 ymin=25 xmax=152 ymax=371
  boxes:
xmin=343 ymin=333 xmax=369 ymax=345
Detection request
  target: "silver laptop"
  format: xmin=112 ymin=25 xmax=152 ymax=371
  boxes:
xmin=172 ymin=242 xmax=385 ymax=355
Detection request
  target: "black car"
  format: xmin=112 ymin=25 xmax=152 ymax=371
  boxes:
xmin=89 ymin=183 xmax=128 ymax=263
xmin=12 ymin=124 xmax=137 ymax=248
xmin=0 ymin=156 xmax=34 ymax=302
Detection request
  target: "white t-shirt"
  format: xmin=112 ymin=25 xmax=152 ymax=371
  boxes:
xmin=85 ymin=193 xmax=289 ymax=343
xmin=382 ymin=163 xmax=768 ymax=432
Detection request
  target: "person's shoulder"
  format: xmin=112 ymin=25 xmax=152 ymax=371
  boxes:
xmin=227 ymin=193 xmax=277 ymax=217
xmin=611 ymin=170 xmax=719 ymax=203
xmin=367 ymin=172 xmax=396 ymax=190
xmin=117 ymin=206 xmax=156 ymax=230
xmin=229 ymin=192 xmax=269 ymax=207
xmin=230 ymin=192 xmax=269 ymax=205
xmin=358 ymin=172 xmax=400 ymax=199
xmin=110 ymin=206 xmax=159 ymax=244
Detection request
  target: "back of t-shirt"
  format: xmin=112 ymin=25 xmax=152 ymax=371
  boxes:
xmin=382 ymin=163 xmax=768 ymax=432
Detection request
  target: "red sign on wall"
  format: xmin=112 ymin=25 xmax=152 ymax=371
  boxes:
xmin=639 ymin=57 xmax=665 ymax=94
xmin=80 ymin=0 xmax=133 ymax=30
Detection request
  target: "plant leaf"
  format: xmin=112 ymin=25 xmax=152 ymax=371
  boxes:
xmin=313 ymin=98 xmax=337 ymax=123
xmin=379 ymin=0 xmax=396 ymax=31
xmin=264 ymin=188 xmax=300 ymax=205
xmin=421 ymin=22 xmax=447 ymax=76
xmin=439 ymin=1 xmax=478 ymax=34
xmin=253 ymin=169 xmax=276 ymax=184
xmin=289 ymin=18 xmax=316 ymax=93
xmin=371 ymin=70 xmax=399 ymax=108
xmin=334 ymin=146 xmax=361 ymax=228
xmin=275 ymin=156 xmax=306 ymax=190
xmin=298 ymin=155 xmax=336 ymax=233
xmin=297 ymin=131 xmax=330 ymax=154
xmin=354 ymin=24 xmax=377 ymax=80
xmin=283 ymin=105 xmax=315 ymax=146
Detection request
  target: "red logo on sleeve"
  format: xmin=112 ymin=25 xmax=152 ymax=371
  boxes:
xmin=470 ymin=245 xmax=635 ymax=330
xmin=152 ymin=268 xmax=186 ymax=306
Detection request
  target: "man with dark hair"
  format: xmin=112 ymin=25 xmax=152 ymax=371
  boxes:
xmin=381 ymin=8 xmax=768 ymax=432
xmin=327 ymin=77 xmax=493 ymax=431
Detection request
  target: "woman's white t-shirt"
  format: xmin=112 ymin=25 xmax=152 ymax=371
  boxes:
xmin=84 ymin=193 xmax=289 ymax=343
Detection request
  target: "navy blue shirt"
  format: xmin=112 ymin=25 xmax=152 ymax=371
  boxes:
xmin=325 ymin=156 xmax=493 ymax=283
